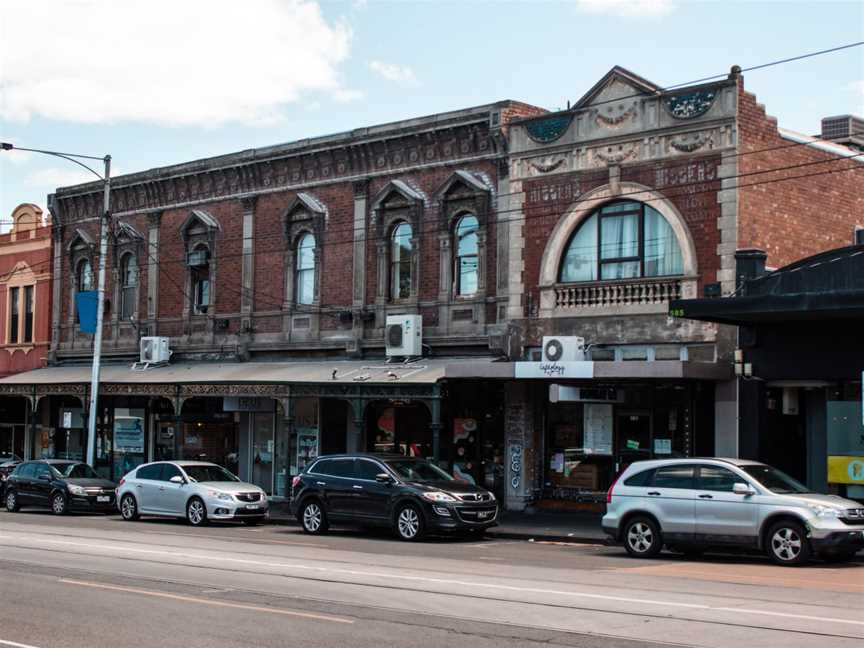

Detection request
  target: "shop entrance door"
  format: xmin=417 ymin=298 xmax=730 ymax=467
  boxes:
xmin=616 ymin=412 xmax=652 ymax=472
xmin=0 ymin=424 xmax=24 ymax=460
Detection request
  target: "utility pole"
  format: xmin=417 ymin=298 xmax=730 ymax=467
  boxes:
xmin=1 ymin=143 xmax=111 ymax=467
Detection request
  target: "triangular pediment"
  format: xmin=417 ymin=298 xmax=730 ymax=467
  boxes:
xmin=574 ymin=66 xmax=661 ymax=109
xmin=67 ymin=228 xmax=95 ymax=251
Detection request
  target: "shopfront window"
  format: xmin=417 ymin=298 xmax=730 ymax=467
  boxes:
xmin=292 ymin=398 xmax=319 ymax=476
xmin=113 ymin=408 xmax=146 ymax=478
xmin=178 ymin=398 xmax=239 ymax=475
xmin=827 ymin=382 xmax=864 ymax=499
xmin=366 ymin=402 xmax=431 ymax=458
xmin=252 ymin=411 xmax=275 ymax=495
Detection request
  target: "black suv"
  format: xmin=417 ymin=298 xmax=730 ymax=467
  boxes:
xmin=5 ymin=460 xmax=117 ymax=515
xmin=291 ymin=454 xmax=498 ymax=541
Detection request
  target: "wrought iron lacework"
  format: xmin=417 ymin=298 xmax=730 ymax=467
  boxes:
xmin=665 ymin=90 xmax=717 ymax=119
xmin=525 ymin=114 xmax=573 ymax=143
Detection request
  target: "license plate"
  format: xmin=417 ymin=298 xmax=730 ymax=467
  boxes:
xmin=478 ymin=511 xmax=490 ymax=519
xmin=97 ymin=495 xmax=110 ymax=502
xmin=246 ymin=504 xmax=260 ymax=510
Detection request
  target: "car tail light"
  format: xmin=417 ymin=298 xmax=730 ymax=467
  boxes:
xmin=607 ymin=473 xmax=621 ymax=504
xmin=291 ymin=475 xmax=302 ymax=489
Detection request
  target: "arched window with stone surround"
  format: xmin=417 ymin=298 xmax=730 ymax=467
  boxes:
xmin=559 ymin=200 xmax=683 ymax=283
xmin=119 ymin=252 xmax=139 ymax=320
xmin=295 ymin=233 xmax=316 ymax=306
xmin=389 ymin=221 xmax=412 ymax=301
xmin=455 ymin=214 xmax=479 ymax=296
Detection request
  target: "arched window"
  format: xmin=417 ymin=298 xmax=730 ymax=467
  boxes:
xmin=76 ymin=259 xmax=94 ymax=292
xmin=119 ymin=253 xmax=139 ymax=320
xmin=389 ymin=222 xmax=412 ymax=300
xmin=559 ymin=201 xmax=683 ymax=283
xmin=455 ymin=215 xmax=479 ymax=296
xmin=190 ymin=244 xmax=210 ymax=315
xmin=296 ymin=233 xmax=315 ymax=305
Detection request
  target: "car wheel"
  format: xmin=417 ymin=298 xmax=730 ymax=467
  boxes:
xmin=186 ymin=497 xmax=208 ymax=527
xmin=767 ymin=520 xmax=811 ymax=566
xmin=623 ymin=516 xmax=663 ymax=558
xmin=51 ymin=492 xmax=68 ymax=516
xmin=395 ymin=503 xmax=424 ymax=542
xmin=120 ymin=494 xmax=139 ymax=521
xmin=5 ymin=490 xmax=19 ymax=512
xmin=301 ymin=500 xmax=328 ymax=535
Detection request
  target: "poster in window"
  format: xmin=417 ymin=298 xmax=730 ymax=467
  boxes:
xmin=114 ymin=416 xmax=144 ymax=453
xmin=583 ymin=403 xmax=613 ymax=455
xmin=296 ymin=427 xmax=319 ymax=474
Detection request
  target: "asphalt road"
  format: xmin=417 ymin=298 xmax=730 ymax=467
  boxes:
xmin=0 ymin=511 xmax=862 ymax=648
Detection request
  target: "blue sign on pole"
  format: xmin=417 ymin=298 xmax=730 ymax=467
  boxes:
xmin=75 ymin=291 xmax=98 ymax=333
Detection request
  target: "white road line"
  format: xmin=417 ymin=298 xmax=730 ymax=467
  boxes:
xmin=59 ymin=579 xmax=353 ymax=624
xmin=0 ymin=639 xmax=45 ymax=648
xmin=3 ymin=533 xmax=863 ymax=629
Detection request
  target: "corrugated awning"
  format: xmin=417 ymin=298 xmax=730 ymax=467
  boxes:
xmin=0 ymin=358 xmax=508 ymax=387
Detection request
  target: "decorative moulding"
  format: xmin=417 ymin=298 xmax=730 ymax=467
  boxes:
xmin=525 ymin=114 xmax=573 ymax=144
xmin=593 ymin=103 xmax=638 ymax=130
xmin=669 ymin=132 xmax=714 ymax=153
xmin=665 ymin=90 xmax=717 ymax=119
xmin=528 ymin=157 xmax=567 ymax=174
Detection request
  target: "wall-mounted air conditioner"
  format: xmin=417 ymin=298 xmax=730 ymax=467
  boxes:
xmin=385 ymin=314 xmax=422 ymax=357
xmin=140 ymin=336 xmax=172 ymax=364
xmin=541 ymin=336 xmax=586 ymax=363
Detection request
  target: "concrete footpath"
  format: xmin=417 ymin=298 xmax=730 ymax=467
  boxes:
xmin=268 ymin=502 xmax=607 ymax=544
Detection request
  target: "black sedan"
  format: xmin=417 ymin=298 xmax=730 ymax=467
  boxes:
xmin=4 ymin=460 xmax=117 ymax=515
xmin=291 ymin=454 xmax=498 ymax=541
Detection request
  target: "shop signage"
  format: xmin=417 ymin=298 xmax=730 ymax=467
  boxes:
xmin=509 ymin=442 xmax=523 ymax=490
xmin=223 ymin=396 xmax=272 ymax=412
xmin=114 ymin=416 xmax=144 ymax=453
xmin=515 ymin=361 xmax=594 ymax=379
xmin=62 ymin=411 xmax=72 ymax=428
xmin=827 ymin=456 xmax=864 ymax=485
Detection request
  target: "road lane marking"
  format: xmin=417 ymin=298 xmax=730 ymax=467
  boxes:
xmin=4 ymin=533 xmax=863 ymax=630
xmin=59 ymin=578 xmax=353 ymax=624
xmin=0 ymin=639 xmax=45 ymax=648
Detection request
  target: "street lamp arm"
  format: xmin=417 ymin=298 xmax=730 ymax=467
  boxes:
xmin=0 ymin=143 xmax=105 ymax=180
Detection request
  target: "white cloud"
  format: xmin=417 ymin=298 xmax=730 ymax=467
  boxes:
xmin=0 ymin=0 xmax=353 ymax=126
xmin=334 ymin=88 xmax=364 ymax=102
xmin=369 ymin=60 xmax=416 ymax=83
xmin=575 ymin=0 xmax=675 ymax=17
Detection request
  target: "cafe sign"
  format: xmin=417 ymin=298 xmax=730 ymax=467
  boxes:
xmin=515 ymin=361 xmax=594 ymax=379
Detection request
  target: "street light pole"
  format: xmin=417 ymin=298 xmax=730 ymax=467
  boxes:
xmin=1 ymin=142 xmax=110 ymax=467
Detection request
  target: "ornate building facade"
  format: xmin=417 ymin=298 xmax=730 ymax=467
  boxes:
xmin=1 ymin=67 xmax=861 ymax=509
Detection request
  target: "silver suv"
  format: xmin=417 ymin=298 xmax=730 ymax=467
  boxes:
xmin=117 ymin=461 xmax=268 ymax=526
xmin=602 ymin=458 xmax=864 ymax=565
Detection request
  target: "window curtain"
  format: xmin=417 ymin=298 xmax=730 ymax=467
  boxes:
xmin=560 ymin=214 xmax=597 ymax=282
xmin=643 ymin=207 xmax=683 ymax=277
xmin=600 ymin=214 xmax=639 ymax=280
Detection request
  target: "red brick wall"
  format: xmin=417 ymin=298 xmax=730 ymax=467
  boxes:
xmin=737 ymin=79 xmax=864 ymax=268
xmin=521 ymin=155 xmax=722 ymax=307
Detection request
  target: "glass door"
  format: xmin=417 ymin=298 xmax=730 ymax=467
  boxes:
xmin=616 ymin=411 xmax=652 ymax=472
xmin=251 ymin=411 xmax=274 ymax=495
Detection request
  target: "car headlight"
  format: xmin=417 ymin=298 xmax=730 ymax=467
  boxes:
xmin=808 ymin=504 xmax=841 ymax=518
xmin=487 ymin=491 xmax=496 ymax=501
xmin=68 ymin=485 xmax=86 ymax=496
xmin=421 ymin=491 xmax=457 ymax=503
xmin=208 ymin=490 xmax=234 ymax=502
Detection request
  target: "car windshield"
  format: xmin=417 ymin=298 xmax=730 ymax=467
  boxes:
xmin=183 ymin=464 xmax=239 ymax=483
xmin=385 ymin=459 xmax=454 ymax=483
xmin=62 ymin=464 xmax=99 ymax=479
xmin=741 ymin=464 xmax=811 ymax=494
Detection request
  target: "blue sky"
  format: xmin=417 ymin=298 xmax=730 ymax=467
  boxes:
xmin=1 ymin=0 xmax=862 ymax=227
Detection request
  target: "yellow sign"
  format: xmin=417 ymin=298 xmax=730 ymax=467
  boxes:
xmin=827 ymin=456 xmax=864 ymax=485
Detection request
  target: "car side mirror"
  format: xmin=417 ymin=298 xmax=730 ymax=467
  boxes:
xmin=733 ymin=482 xmax=754 ymax=496
xmin=170 ymin=475 xmax=185 ymax=485
xmin=375 ymin=473 xmax=393 ymax=484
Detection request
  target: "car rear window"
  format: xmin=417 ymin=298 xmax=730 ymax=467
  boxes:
xmin=310 ymin=459 xmax=354 ymax=478
xmin=136 ymin=464 xmax=162 ymax=480
xmin=652 ymin=465 xmax=695 ymax=489
xmin=624 ymin=469 xmax=655 ymax=487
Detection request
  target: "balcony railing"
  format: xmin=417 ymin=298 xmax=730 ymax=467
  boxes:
xmin=554 ymin=276 xmax=683 ymax=310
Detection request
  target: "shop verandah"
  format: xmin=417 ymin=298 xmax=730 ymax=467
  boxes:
xmin=0 ymin=359 xmax=509 ymax=499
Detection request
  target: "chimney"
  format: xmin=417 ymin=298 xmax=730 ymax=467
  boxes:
xmin=734 ymin=248 xmax=767 ymax=289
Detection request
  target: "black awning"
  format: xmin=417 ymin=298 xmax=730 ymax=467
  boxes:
xmin=670 ymin=290 xmax=864 ymax=325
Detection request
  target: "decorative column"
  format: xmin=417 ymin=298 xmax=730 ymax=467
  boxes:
xmin=240 ymin=197 xmax=257 ymax=333
xmin=350 ymin=399 xmax=365 ymax=454
xmin=146 ymin=211 xmax=162 ymax=333
xmin=429 ymin=390 xmax=442 ymax=463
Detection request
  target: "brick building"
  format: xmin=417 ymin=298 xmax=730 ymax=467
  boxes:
xmin=0 ymin=204 xmax=52 ymax=459
xmin=0 ymin=67 xmax=860 ymax=509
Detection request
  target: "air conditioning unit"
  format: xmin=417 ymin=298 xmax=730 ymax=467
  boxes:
xmin=385 ymin=314 xmax=422 ymax=357
xmin=140 ymin=336 xmax=172 ymax=364
xmin=542 ymin=336 xmax=586 ymax=363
